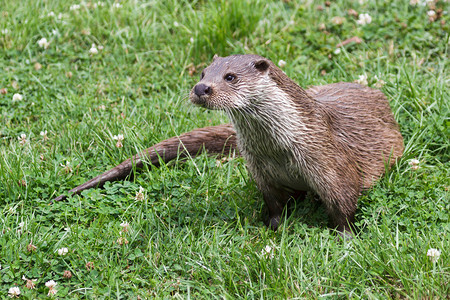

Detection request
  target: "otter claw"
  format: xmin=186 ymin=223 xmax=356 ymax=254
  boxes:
xmin=266 ymin=215 xmax=281 ymax=231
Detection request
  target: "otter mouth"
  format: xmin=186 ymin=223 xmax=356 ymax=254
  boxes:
xmin=190 ymin=94 xmax=209 ymax=108
xmin=190 ymin=93 xmax=221 ymax=110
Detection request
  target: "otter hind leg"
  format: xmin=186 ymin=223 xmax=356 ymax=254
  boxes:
xmin=326 ymin=200 xmax=357 ymax=238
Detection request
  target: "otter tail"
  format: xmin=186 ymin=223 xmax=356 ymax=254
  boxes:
xmin=52 ymin=124 xmax=237 ymax=202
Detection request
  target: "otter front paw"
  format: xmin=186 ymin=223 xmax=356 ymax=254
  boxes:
xmin=265 ymin=215 xmax=281 ymax=231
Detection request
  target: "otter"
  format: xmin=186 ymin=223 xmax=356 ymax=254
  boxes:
xmin=54 ymin=54 xmax=404 ymax=236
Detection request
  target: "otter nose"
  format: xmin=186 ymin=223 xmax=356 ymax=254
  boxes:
xmin=194 ymin=83 xmax=212 ymax=97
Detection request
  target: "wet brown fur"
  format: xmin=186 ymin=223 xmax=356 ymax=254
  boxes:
xmin=54 ymin=55 xmax=404 ymax=236
xmin=190 ymin=55 xmax=403 ymax=234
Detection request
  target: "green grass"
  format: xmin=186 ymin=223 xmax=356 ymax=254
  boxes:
xmin=0 ymin=0 xmax=449 ymax=298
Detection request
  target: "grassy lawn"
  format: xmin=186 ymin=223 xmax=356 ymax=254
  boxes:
xmin=0 ymin=0 xmax=448 ymax=298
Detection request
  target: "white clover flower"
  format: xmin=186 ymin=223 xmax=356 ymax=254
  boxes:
xmin=12 ymin=93 xmax=23 ymax=101
xmin=60 ymin=161 xmax=73 ymax=173
xmin=45 ymin=280 xmax=57 ymax=289
xmin=261 ymin=245 xmax=275 ymax=259
xmin=427 ymin=10 xmax=436 ymax=17
xmin=48 ymin=288 xmax=57 ymax=296
xmin=356 ymin=13 xmax=372 ymax=25
xmin=120 ymin=221 xmax=130 ymax=232
xmin=18 ymin=134 xmax=27 ymax=146
xmin=22 ymin=276 xmax=37 ymax=289
xmin=331 ymin=16 xmax=345 ymax=25
xmin=37 ymin=37 xmax=50 ymax=49
xmin=278 ymin=60 xmax=286 ymax=68
xmin=409 ymin=159 xmax=420 ymax=165
xmin=1 ymin=29 xmax=9 ymax=35
xmin=112 ymin=3 xmax=122 ymax=8
xmin=45 ymin=280 xmax=58 ymax=296
xmin=173 ymin=21 xmax=180 ymax=27
xmin=117 ymin=236 xmax=129 ymax=245
xmin=63 ymin=270 xmax=72 ymax=278
xmin=334 ymin=48 xmax=342 ymax=54
xmin=70 ymin=4 xmax=81 ymax=10
xmin=374 ymin=75 xmax=386 ymax=88
xmin=26 ymin=280 xmax=36 ymax=289
xmin=40 ymin=130 xmax=49 ymax=141
xmin=408 ymin=158 xmax=420 ymax=170
xmin=113 ymin=134 xmax=124 ymax=148
xmin=135 ymin=186 xmax=145 ymax=201
xmin=113 ymin=134 xmax=124 ymax=141
xmin=27 ymin=243 xmax=37 ymax=252
xmin=60 ymin=161 xmax=72 ymax=173
xmin=89 ymin=44 xmax=99 ymax=54
xmin=355 ymin=74 xmax=368 ymax=85
xmin=120 ymin=221 xmax=129 ymax=228
xmin=57 ymin=247 xmax=69 ymax=256
xmin=190 ymin=37 xmax=194 ymax=43
xmin=8 ymin=286 xmax=21 ymax=297
xmin=47 ymin=11 xmax=56 ymax=17
xmin=410 ymin=0 xmax=420 ymax=5
xmin=427 ymin=248 xmax=441 ymax=263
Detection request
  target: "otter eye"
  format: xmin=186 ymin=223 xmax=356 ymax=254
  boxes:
xmin=200 ymin=71 xmax=205 ymax=80
xmin=224 ymin=74 xmax=236 ymax=82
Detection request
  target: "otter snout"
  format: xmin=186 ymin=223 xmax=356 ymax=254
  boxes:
xmin=191 ymin=83 xmax=213 ymax=107
xmin=194 ymin=83 xmax=212 ymax=97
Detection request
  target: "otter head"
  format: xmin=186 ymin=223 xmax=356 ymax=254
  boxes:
xmin=190 ymin=54 xmax=273 ymax=110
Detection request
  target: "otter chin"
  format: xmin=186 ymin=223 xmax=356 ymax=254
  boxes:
xmin=190 ymin=54 xmax=403 ymax=236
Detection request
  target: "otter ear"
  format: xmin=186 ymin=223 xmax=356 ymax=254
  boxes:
xmin=213 ymin=54 xmax=219 ymax=61
xmin=253 ymin=59 xmax=270 ymax=73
